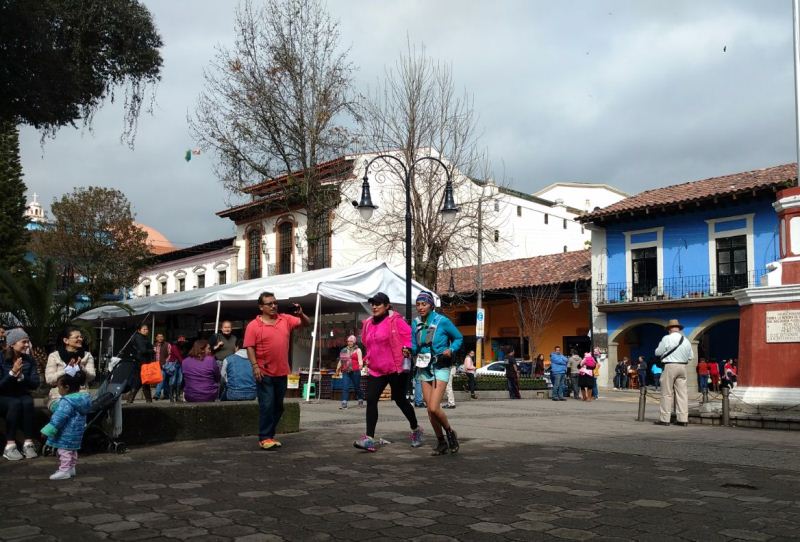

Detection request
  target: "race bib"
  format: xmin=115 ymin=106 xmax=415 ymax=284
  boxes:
xmin=415 ymin=352 xmax=432 ymax=368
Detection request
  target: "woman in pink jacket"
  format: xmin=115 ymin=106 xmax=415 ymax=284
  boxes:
xmin=353 ymin=292 xmax=423 ymax=452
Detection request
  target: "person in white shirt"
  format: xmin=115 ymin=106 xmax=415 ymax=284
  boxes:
xmin=653 ymin=319 xmax=693 ymax=426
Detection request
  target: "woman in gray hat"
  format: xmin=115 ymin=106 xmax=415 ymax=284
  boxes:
xmin=0 ymin=328 xmax=41 ymax=460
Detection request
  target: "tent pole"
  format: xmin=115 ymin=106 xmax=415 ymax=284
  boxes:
xmin=305 ymin=292 xmax=322 ymax=402
xmin=151 ymin=313 xmax=155 ymax=340
xmin=214 ymin=301 xmax=221 ymax=334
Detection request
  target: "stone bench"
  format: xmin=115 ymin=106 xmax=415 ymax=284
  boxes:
xmin=0 ymin=400 xmax=300 ymax=446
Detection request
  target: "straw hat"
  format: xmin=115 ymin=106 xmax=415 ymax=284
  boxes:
xmin=665 ymin=319 xmax=684 ymax=330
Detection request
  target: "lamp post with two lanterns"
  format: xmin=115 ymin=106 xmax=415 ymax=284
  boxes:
xmin=356 ymin=154 xmax=460 ymax=321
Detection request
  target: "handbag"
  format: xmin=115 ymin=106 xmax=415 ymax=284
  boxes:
xmin=140 ymin=360 xmax=163 ymax=385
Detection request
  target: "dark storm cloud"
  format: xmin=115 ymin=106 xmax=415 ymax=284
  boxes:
xmin=19 ymin=0 xmax=797 ymax=247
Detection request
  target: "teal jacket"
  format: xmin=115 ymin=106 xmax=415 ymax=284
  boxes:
xmin=411 ymin=311 xmax=463 ymax=366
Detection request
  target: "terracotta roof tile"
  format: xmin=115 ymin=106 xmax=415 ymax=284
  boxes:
xmin=439 ymin=249 xmax=591 ymax=294
xmin=580 ymin=163 xmax=796 ymax=223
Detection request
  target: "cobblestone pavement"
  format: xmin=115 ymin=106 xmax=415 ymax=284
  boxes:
xmin=2 ymin=395 xmax=800 ymax=542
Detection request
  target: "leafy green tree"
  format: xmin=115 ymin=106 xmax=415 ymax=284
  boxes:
xmin=32 ymin=187 xmax=150 ymax=304
xmin=0 ymin=0 xmax=163 ymax=143
xmin=0 ymin=120 xmax=28 ymax=271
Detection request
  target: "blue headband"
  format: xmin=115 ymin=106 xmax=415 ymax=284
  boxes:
xmin=415 ymin=291 xmax=435 ymax=306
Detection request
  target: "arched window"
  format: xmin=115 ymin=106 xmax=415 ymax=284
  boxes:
xmin=247 ymin=228 xmax=262 ymax=279
xmin=277 ymin=221 xmax=293 ymax=275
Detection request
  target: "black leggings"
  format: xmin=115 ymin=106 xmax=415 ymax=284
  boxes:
xmin=0 ymin=394 xmax=35 ymax=441
xmin=366 ymin=373 xmax=418 ymax=438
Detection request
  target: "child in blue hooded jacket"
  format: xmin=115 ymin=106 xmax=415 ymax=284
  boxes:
xmin=41 ymin=371 xmax=92 ymax=480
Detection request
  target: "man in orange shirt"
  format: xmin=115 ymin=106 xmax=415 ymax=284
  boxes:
xmin=243 ymin=291 xmax=310 ymax=450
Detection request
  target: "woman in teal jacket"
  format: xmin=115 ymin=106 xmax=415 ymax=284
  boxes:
xmin=410 ymin=291 xmax=463 ymax=456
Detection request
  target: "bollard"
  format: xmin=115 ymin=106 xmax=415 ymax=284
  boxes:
xmin=637 ymin=385 xmax=647 ymax=421
xmin=722 ymin=387 xmax=730 ymax=426
xmin=702 ymin=389 xmax=709 ymax=404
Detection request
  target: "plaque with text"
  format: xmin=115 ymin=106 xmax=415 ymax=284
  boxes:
xmin=766 ymin=310 xmax=800 ymax=343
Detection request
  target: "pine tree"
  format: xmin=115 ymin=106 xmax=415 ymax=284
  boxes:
xmin=0 ymin=120 xmax=29 ymax=272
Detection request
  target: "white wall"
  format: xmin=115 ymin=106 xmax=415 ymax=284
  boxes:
xmin=137 ymin=248 xmax=236 ymax=297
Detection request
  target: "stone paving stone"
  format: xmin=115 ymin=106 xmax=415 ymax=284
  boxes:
xmin=233 ymin=534 xmax=284 ymax=542
xmin=94 ymin=521 xmax=141 ymax=533
xmin=338 ymin=504 xmax=378 ymax=514
xmin=718 ymin=529 xmax=773 ymax=541
xmin=79 ymin=514 xmax=124 ymax=525
xmin=160 ymin=526 xmax=208 ymax=540
xmin=392 ymin=516 xmax=437 ymax=528
xmin=630 ymin=499 xmax=672 ymax=508
xmin=547 ymin=527 xmax=596 ymax=540
xmin=468 ymin=522 xmax=514 ymax=534
xmin=0 ymin=525 xmax=42 ymax=539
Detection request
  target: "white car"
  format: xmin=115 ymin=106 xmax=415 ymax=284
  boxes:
xmin=475 ymin=361 xmax=507 ymax=377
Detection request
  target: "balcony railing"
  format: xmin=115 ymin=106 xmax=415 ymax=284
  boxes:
xmin=595 ymin=270 xmax=766 ymax=305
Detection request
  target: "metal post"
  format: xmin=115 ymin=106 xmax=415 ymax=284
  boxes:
xmin=637 ymin=385 xmax=647 ymax=421
xmin=722 ymin=387 xmax=730 ymax=426
xmin=476 ymin=193 xmax=484 ymax=367
xmin=405 ymin=168 xmax=413 ymax=323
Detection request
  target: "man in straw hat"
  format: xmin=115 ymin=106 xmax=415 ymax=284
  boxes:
xmin=653 ymin=319 xmax=693 ymax=426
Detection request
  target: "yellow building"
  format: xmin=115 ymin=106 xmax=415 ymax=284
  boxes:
xmin=438 ymin=250 xmax=591 ymax=365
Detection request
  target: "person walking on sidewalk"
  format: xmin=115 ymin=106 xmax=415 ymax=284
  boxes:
xmin=412 ymin=291 xmax=464 ymax=456
xmin=463 ymin=350 xmax=477 ymax=399
xmin=549 ymin=346 xmax=568 ymax=401
xmin=127 ymin=323 xmax=155 ymax=404
xmin=353 ymin=292 xmax=423 ymax=453
xmin=505 ymin=347 xmax=521 ymax=399
xmin=336 ymin=335 xmax=364 ymax=409
xmin=244 ymin=292 xmax=310 ymax=450
xmin=654 ymin=319 xmax=693 ymax=427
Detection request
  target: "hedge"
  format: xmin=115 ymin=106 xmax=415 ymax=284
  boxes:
xmin=453 ymin=374 xmax=549 ymax=391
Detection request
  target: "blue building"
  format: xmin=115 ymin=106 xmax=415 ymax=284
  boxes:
xmin=579 ymin=164 xmax=796 ymax=390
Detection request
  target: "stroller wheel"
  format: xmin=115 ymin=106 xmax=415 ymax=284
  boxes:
xmin=108 ymin=442 xmax=127 ymax=454
xmin=42 ymin=444 xmax=56 ymax=457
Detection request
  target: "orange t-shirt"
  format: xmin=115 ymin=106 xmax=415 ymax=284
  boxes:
xmin=243 ymin=314 xmax=301 ymax=377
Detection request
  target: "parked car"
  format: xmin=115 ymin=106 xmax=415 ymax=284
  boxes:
xmin=475 ymin=361 xmax=506 ymax=377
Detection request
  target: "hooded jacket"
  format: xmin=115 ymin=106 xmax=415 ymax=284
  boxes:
xmin=41 ymin=392 xmax=93 ymax=450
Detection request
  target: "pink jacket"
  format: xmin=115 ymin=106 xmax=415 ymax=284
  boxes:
xmin=361 ymin=312 xmax=411 ymax=377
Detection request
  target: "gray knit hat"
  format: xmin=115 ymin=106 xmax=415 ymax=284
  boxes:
xmin=5 ymin=328 xmax=29 ymax=346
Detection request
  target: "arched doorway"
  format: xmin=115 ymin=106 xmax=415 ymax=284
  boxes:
xmin=607 ymin=318 xmax=668 ymax=390
xmin=692 ymin=315 xmax=740 ymax=365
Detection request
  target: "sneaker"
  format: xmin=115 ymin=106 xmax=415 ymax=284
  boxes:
xmin=339 ymin=403 xmax=347 ymax=410
xmin=442 ymin=404 xmax=456 ymax=409
xmin=353 ymin=435 xmax=376 ymax=452
xmin=3 ymin=446 xmax=23 ymax=461
xmin=431 ymin=439 xmax=449 ymax=456
xmin=414 ymin=403 xmax=426 ymax=408
xmin=49 ymin=470 xmax=71 ymax=480
xmin=272 ymin=439 xmax=282 ymax=448
xmin=21 ymin=443 xmax=37 ymax=459
xmin=259 ymin=438 xmax=279 ymax=450
xmin=358 ymin=400 xmax=364 ymax=407
xmin=445 ymin=429 xmax=459 ymax=454
xmin=410 ymin=427 xmax=424 ymax=448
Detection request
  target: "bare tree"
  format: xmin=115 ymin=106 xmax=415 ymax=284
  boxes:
xmin=190 ymin=0 xmax=358 ymax=270
xmin=512 ymin=284 xmax=561 ymax=358
xmin=352 ymin=43 xmax=503 ymax=288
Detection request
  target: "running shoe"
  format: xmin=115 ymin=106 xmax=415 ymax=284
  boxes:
xmin=431 ymin=439 xmax=449 ymax=456
xmin=410 ymin=427 xmax=424 ymax=448
xmin=353 ymin=435 xmax=376 ymax=452
xmin=259 ymin=438 xmax=279 ymax=450
xmin=339 ymin=403 xmax=348 ymax=409
xmin=21 ymin=443 xmax=38 ymax=459
xmin=3 ymin=446 xmax=23 ymax=461
xmin=446 ymin=428 xmax=459 ymax=454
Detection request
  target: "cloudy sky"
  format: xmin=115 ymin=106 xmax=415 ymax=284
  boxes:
xmin=20 ymin=0 xmax=797 ymax=249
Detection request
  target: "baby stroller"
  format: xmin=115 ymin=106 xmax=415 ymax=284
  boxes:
xmin=43 ymin=354 xmax=135 ymax=455
xmin=82 ymin=355 xmax=136 ymax=453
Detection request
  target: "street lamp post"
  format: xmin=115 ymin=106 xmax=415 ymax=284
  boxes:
xmin=357 ymin=154 xmax=459 ymax=320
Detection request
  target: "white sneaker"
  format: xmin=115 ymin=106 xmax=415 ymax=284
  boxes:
xmin=22 ymin=443 xmax=37 ymax=459
xmin=49 ymin=470 xmax=72 ymax=480
xmin=3 ymin=446 xmax=23 ymax=461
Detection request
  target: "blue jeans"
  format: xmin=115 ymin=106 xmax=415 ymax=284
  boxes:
xmin=256 ymin=375 xmax=287 ymax=440
xmin=592 ymin=378 xmax=598 ymax=399
xmin=414 ymin=377 xmax=424 ymax=405
xmin=551 ymin=373 xmax=565 ymax=399
xmin=340 ymin=371 xmax=364 ymax=403
xmin=154 ymin=363 xmax=181 ymax=398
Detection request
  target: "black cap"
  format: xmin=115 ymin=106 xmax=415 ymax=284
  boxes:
xmin=367 ymin=292 xmax=390 ymax=305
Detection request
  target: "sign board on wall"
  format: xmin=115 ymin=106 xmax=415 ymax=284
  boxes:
xmin=766 ymin=310 xmax=800 ymax=343
xmin=476 ymin=308 xmax=485 ymax=338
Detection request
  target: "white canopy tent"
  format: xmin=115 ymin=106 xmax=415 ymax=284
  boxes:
xmin=79 ymin=261 xmax=440 ymax=400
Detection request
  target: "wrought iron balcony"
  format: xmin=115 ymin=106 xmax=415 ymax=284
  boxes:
xmin=594 ymin=270 xmax=766 ymax=307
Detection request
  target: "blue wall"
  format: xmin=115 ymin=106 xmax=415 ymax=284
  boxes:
xmin=603 ymin=198 xmax=779 ymax=286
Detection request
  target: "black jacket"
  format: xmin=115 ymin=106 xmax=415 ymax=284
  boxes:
xmin=131 ymin=332 xmax=155 ymax=365
xmin=0 ymin=352 xmax=40 ymax=396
